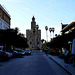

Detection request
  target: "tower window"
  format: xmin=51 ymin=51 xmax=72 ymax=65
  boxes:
xmin=33 ymin=29 xmax=35 ymax=33
xmin=30 ymin=42 xmax=32 ymax=44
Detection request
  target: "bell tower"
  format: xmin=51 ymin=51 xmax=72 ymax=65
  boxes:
xmin=26 ymin=16 xmax=42 ymax=50
xmin=31 ymin=16 xmax=36 ymax=32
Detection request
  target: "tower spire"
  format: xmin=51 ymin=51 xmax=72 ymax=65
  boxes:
xmin=31 ymin=16 xmax=36 ymax=31
xmin=32 ymin=16 xmax=35 ymax=22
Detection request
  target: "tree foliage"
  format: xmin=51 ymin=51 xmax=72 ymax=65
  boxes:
xmin=0 ymin=29 xmax=28 ymax=50
xmin=47 ymin=29 xmax=75 ymax=49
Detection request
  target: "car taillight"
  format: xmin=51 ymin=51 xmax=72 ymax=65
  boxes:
xmin=4 ymin=54 xmax=7 ymax=56
xmin=51 ymin=50 xmax=55 ymax=52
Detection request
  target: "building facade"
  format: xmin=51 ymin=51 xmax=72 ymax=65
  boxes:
xmin=61 ymin=21 xmax=75 ymax=51
xmin=61 ymin=21 xmax=75 ymax=35
xmin=26 ymin=16 xmax=42 ymax=50
xmin=0 ymin=4 xmax=11 ymax=30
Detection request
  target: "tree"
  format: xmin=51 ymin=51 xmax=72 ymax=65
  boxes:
xmin=14 ymin=27 xmax=19 ymax=34
xmin=46 ymin=28 xmax=75 ymax=52
xmin=0 ymin=28 xmax=28 ymax=50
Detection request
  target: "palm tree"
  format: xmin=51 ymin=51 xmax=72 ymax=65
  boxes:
xmin=49 ymin=28 xmax=52 ymax=41
xmin=52 ymin=28 xmax=55 ymax=38
xmin=45 ymin=26 xmax=48 ymax=42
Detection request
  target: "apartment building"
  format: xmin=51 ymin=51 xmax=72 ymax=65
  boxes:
xmin=0 ymin=4 xmax=11 ymax=30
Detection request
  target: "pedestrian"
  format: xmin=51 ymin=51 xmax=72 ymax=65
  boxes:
xmin=71 ymin=38 xmax=75 ymax=65
xmin=64 ymin=48 xmax=70 ymax=67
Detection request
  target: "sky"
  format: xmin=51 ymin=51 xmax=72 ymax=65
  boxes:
xmin=0 ymin=0 xmax=75 ymax=41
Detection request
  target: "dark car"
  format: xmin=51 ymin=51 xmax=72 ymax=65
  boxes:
xmin=5 ymin=52 xmax=13 ymax=58
xmin=24 ymin=49 xmax=31 ymax=55
xmin=50 ymin=50 xmax=56 ymax=55
xmin=0 ymin=50 xmax=8 ymax=60
xmin=11 ymin=51 xmax=18 ymax=57
xmin=11 ymin=50 xmax=24 ymax=57
xmin=14 ymin=48 xmax=25 ymax=57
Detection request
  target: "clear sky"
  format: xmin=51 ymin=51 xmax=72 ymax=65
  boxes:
xmin=0 ymin=0 xmax=75 ymax=41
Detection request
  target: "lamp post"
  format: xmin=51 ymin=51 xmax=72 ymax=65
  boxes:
xmin=45 ymin=26 xmax=48 ymax=42
xmin=36 ymin=24 xmax=39 ymax=50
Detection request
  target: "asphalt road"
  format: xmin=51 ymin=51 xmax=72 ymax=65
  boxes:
xmin=0 ymin=50 xmax=69 ymax=75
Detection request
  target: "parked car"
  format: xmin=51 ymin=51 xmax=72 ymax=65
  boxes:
xmin=5 ymin=52 xmax=13 ymax=58
xmin=50 ymin=50 xmax=56 ymax=55
xmin=11 ymin=51 xmax=22 ymax=57
xmin=0 ymin=50 xmax=8 ymax=60
xmin=24 ymin=49 xmax=31 ymax=55
xmin=14 ymin=48 xmax=25 ymax=57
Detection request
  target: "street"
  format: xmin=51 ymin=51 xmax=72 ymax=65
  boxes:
xmin=0 ymin=50 xmax=69 ymax=75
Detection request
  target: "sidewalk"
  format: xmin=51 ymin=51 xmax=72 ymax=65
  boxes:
xmin=47 ymin=54 xmax=75 ymax=75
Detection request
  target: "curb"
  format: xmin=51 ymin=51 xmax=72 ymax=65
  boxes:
xmin=46 ymin=54 xmax=72 ymax=75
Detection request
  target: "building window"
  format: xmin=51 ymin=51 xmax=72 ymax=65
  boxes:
xmin=38 ymin=42 xmax=39 ymax=44
xmin=30 ymin=42 xmax=32 ymax=44
xmin=32 ymin=46 xmax=33 ymax=48
xmin=33 ymin=29 xmax=35 ymax=33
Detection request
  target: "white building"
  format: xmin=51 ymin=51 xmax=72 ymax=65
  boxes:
xmin=0 ymin=4 xmax=11 ymax=30
xmin=26 ymin=16 xmax=42 ymax=50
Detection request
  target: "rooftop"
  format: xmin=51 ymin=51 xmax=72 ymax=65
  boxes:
xmin=61 ymin=21 xmax=75 ymax=32
xmin=0 ymin=4 xmax=10 ymax=17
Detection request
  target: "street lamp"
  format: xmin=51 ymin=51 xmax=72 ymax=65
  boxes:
xmin=45 ymin=26 xmax=48 ymax=42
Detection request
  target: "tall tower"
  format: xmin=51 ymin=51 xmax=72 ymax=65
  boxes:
xmin=31 ymin=16 xmax=36 ymax=32
xmin=26 ymin=16 xmax=42 ymax=50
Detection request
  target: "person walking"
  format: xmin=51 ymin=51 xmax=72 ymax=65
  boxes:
xmin=64 ymin=48 xmax=70 ymax=67
xmin=71 ymin=38 xmax=75 ymax=65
